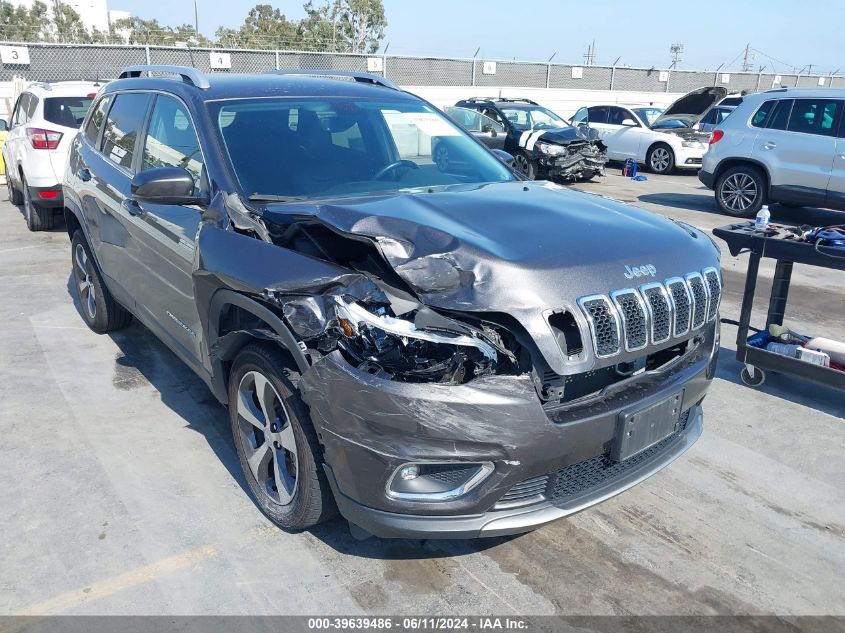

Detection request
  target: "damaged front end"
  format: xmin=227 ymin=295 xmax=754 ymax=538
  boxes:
xmin=536 ymin=138 xmax=608 ymax=181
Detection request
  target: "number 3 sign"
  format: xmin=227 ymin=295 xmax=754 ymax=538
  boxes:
xmin=0 ymin=46 xmax=31 ymax=65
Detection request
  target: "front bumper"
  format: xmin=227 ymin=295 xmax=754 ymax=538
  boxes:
xmin=673 ymin=146 xmax=706 ymax=170
xmin=300 ymin=323 xmax=717 ymax=539
xmin=539 ymin=146 xmax=608 ymax=179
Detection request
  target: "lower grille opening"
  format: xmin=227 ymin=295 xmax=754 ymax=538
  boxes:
xmin=495 ymin=410 xmax=691 ymax=510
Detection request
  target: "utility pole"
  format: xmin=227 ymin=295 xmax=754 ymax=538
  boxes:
xmin=583 ymin=40 xmax=596 ymax=66
xmin=741 ymin=43 xmax=753 ymax=72
xmin=193 ymin=0 xmax=199 ymax=36
xmin=669 ymin=42 xmax=683 ymax=69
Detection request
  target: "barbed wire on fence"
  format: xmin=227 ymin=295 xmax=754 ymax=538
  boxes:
xmin=0 ymin=40 xmax=841 ymax=92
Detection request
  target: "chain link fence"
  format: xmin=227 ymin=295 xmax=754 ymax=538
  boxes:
xmin=1 ymin=41 xmax=843 ymax=92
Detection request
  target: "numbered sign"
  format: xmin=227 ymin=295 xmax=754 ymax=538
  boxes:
xmin=721 ymin=73 xmax=731 ymax=84
xmin=0 ymin=46 xmax=30 ymax=65
xmin=658 ymin=70 xmax=669 ymax=82
xmin=818 ymin=76 xmax=826 ymax=86
xmin=772 ymin=74 xmax=782 ymax=86
xmin=367 ymin=57 xmax=383 ymax=72
xmin=209 ymin=52 xmax=231 ymax=70
xmin=482 ymin=61 xmax=496 ymax=75
xmin=571 ymin=66 xmax=583 ymax=79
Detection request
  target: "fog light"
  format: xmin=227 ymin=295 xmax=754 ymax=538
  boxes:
xmin=386 ymin=462 xmax=494 ymax=502
xmin=399 ymin=465 xmax=420 ymax=481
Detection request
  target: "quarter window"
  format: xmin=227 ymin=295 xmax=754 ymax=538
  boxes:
xmin=84 ymin=95 xmax=111 ymax=145
xmin=100 ymin=93 xmax=152 ymax=171
xmin=751 ymin=100 xmax=775 ymax=128
xmin=786 ymin=99 xmax=841 ymax=136
xmin=142 ymin=95 xmax=204 ymax=184
xmin=12 ymin=94 xmax=30 ymax=126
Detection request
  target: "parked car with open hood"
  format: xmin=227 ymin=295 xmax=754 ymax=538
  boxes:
xmin=3 ymin=81 xmax=99 ymax=230
xmin=451 ymin=97 xmax=607 ymax=181
xmin=63 ymin=66 xmax=721 ymax=539
xmin=572 ymin=87 xmax=727 ymax=174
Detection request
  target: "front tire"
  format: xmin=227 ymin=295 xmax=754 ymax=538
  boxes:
xmin=22 ymin=175 xmax=54 ymax=231
xmin=513 ymin=151 xmax=537 ymax=180
xmin=71 ymin=230 xmax=132 ymax=333
xmin=716 ymin=165 xmax=766 ymax=218
xmin=646 ymin=143 xmax=675 ymax=175
xmin=228 ymin=343 xmax=336 ymax=531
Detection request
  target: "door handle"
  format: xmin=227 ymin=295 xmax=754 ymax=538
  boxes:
xmin=121 ymin=198 xmax=144 ymax=217
xmin=77 ymin=167 xmax=91 ymax=181
xmin=762 ymin=142 xmax=777 ymax=150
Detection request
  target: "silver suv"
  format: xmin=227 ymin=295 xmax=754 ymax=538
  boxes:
xmin=699 ymin=88 xmax=845 ymax=217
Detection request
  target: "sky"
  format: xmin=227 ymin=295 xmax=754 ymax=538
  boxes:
xmin=111 ymin=0 xmax=844 ymax=74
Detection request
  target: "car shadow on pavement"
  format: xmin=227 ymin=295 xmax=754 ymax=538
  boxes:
xmin=714 ymin=345 xmax=844 ymax=419
xmin=638 ymin=192 xmax=723 ymax=215
xmin=64 ymin=273 xmax=521 ymax=557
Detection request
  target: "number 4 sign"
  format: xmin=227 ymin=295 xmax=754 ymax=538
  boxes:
xmin=0 ymin=46 xmax=30 ymax=65
xmin=209 ymin=52 xmax=231 ymax=70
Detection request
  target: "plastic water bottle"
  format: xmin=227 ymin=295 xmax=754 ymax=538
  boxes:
xmin=766 ymin=342 xmax=799 ymax=357
xmin=754 ymin=205 xmax=771 ymax=232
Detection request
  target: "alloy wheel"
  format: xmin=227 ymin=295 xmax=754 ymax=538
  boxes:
xmin=650 ymin=147 xmax=671 ymax=172
xmin=236 ymin=371 xmax=298 ymax=505
xmin=74 ymin=244 xmax=96 ymax=320
xmin=514 ymin=153 xmax=531 ymax=177
xmin=22 ymin=180 xmax=32 ymax=223
xmin=720 ymin=173 xmax=758 ymax=213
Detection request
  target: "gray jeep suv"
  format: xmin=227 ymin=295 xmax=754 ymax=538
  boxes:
xmin=63 ymin=66 xmax=721 ymax=538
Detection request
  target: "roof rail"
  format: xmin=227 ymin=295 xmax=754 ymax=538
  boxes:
xmin=460 ymin=96 xmax=539 ymax=105
xmin=118 ymin=65 xmax=210 ymax=89
xmin=264 ymin=69 xmax=400 ymax=91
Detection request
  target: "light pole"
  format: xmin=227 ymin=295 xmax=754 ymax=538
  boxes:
xmin=193 ymin=0 xmax=199 ymax=36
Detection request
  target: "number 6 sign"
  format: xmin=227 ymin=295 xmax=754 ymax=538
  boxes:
xmin=0 ymin=46 xmax=31 ymax=65
xmin=209 ymin=52 xmax=231 ymax=70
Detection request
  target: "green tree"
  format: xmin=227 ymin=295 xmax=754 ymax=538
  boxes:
xmin=236 ymin=4 xmax=299 ymax=49
xmin=53 ymin=4 xmax=92 ymax=43
xmin=111 ymin=16 xmax=176 ymax=45
xmin=0 ymin=1 xmax=50 ymax=42
xmin=336 ymin=0 xmax=386 ymax=54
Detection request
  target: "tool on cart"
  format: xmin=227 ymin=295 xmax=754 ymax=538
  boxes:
xmin=713 ymin=221 xmax=845 ymax=391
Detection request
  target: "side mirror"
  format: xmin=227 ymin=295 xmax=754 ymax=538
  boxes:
xmin=131 ymin=167 xmax=205 ymax=205
xmin=0 ymin=119 xmax=8 ymax=132
xmin=481 ymin=124 xmax=492 ymax=133
xmin=622 ymin=118 xmax=638 ymax=127
xmin=491 ymin=149 xmax=514 ymax=166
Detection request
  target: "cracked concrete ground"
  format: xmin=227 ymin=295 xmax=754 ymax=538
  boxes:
xmin=0 ymin=171 xmax=842 ymax=616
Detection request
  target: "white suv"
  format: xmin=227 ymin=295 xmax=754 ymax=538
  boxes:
xmin=700 ymin=88 xmax=845 ymax=217
xmin=3 ymin=81 xmax=99 ymax=230
xmin=571 ymin=87 xmax=726 ymax=174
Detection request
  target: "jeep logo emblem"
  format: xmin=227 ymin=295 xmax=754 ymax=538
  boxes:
xmin=624 ymin=264 xmax=657 ymax=279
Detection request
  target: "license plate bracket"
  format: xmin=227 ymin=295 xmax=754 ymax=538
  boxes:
xmin=612 ymin=391 xmax=684 ymax=462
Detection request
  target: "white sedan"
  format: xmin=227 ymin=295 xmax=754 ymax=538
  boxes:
xmin=571 ymin=87 xmax=726 ymax=174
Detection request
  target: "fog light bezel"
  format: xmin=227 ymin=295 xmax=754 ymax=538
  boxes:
xmin=385 ymin=461 xmax=494 ymax=502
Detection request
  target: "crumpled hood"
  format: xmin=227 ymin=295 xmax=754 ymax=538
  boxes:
xmin=520 ymin=125 xmax=602 ymax=149
xmin=265 ymin=181 xmax=719 ymax=374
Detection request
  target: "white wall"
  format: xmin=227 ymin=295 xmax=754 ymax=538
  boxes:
xmin=405 ymin=86 xmax=686 ymax=119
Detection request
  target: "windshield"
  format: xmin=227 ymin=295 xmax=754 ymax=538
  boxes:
xmin=499 ymin=106 xmax=569 ymax=131
xmin=44 ymin=96 xmax=94 ymax=128
xmin=632 ymin=108 xmax=663 ymax=126
xmin=211 ymin=98 xmax=514 ymax=200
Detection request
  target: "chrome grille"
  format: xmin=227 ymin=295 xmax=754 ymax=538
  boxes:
xmin=575 ymin=268 xmax=719 ymax=359
xmin=704 ymin=268 xmax=722 ymax=321
xmin=686 ymin=273 xmax=707 ymax=330
xmin=641 ymin=283 xmax=671 ymax=344
xmin=666 ymin=278 xmax=691 ymax=337
xmin=611 ymin=290 xmax=648 ymax=351
xmin=578 ymin=296 xmax=621 ymax=358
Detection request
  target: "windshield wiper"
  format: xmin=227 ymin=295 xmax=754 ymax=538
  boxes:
xmin=248 ymin=194 xmax=309 ymax=203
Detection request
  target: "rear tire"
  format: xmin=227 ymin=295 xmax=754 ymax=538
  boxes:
xmin=646 ymin=143 xmax=675 ymax=175
xmin=22 ymin=175 xmax=54 ymax=231
xmin=228 ymin=343 xmax=337 ymax=531
xmin=715 ymin=165 xmax=766 ymax=218
xmin=71 ymin=230 xmax=132 ymax=333
xmin=6 ymin=166 xmax=23 ymax=205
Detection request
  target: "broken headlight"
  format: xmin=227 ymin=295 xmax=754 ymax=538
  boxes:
xmin=334 ymin=299 xmax=498 ymax=384
xmin=536 ymin=142 xmax=566 ymax=156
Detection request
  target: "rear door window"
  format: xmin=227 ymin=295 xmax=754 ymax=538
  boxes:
xmin=84 ymin=95 xmax=111 ymax=145
xmin=767 ymin=99 xmax=793 ymax=130
xmin=100 ymin=93 xmax=152 ymax=171
xmin=787 ymin=99 xmax=841 ymax=136
xmin=44 ymin=96 xmax=94 ymax=128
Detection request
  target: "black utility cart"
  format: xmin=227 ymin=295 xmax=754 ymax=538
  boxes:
xmin=713 ymin=222 xmax=845 ymax=391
